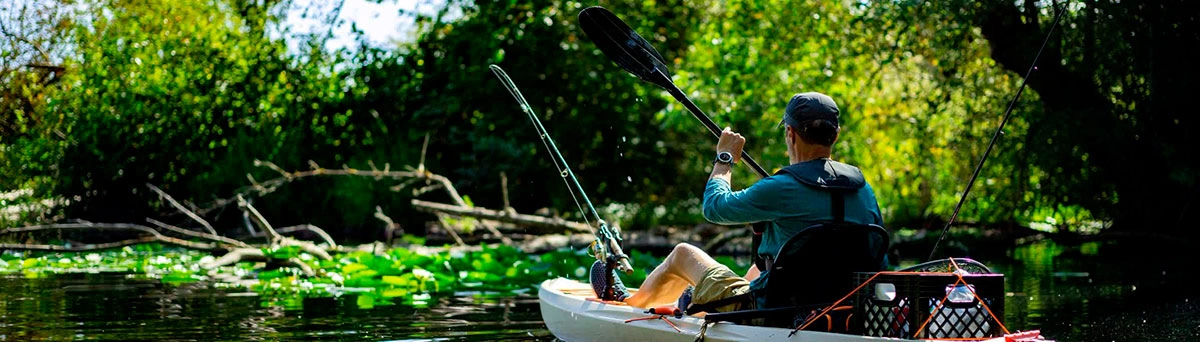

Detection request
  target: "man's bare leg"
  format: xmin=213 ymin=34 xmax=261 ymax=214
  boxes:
xmin=624 ymin=243 xmax=722 ymax=308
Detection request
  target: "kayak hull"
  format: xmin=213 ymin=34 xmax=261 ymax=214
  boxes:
xmin=538 ymin=277 xmax=903 ymax=342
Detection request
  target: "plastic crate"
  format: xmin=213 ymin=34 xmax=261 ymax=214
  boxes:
xmin=853 ymin=272 xmax=1005 ymax=339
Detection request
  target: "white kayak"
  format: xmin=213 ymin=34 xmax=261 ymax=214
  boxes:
xmin=541 ymin=277 xmax=900 ymax=342
xmin=538 ymin=277 xmax=1048 ymax=342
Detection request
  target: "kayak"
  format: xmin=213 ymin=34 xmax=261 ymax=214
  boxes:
xmin=538 ymin=277 xmax=897 ymax=342
xmin=538 ymin=277 xmax=1049 ymax=342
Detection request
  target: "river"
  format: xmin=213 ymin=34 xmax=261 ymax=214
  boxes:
xmin=1 ymin=239 xmax=1196 ymax=341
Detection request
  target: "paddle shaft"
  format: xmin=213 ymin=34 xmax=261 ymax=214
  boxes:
xmin=652 ymin=71 xmax=770 ymax=179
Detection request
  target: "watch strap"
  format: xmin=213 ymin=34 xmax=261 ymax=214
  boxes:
xmin=713 ymin=151 xmax=735 ymax=165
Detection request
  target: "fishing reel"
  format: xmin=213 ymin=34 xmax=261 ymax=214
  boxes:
xmin=591 ymin=220 xmax=634 ymax=274
xmin=588 ymin=220 xmax=634 ymax=301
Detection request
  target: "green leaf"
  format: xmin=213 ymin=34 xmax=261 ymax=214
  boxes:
xmin=341 ymin=263 xmax=368 ymax=274
xmin=381 ymin=275 xmax=409 ymax=286
xmin=356 ymin=294 xmax=375 ymax=309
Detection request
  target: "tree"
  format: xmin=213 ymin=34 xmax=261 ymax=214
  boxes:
xmin=960 ymin=0 xmax=1198 ymax=235
xmin=0 ymin=0 xmax=73 ymax=195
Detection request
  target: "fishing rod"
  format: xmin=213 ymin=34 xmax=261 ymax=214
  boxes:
xmin=488 ymin=64 xmax=634 ymax=275
xmin=926 ymin=3 xmax=1067 ymax=261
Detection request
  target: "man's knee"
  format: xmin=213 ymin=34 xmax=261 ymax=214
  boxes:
xmin=672 ymin=242 xmax=703 ymax=256
xmin=669 ymin=243 xmax=707 ymax=264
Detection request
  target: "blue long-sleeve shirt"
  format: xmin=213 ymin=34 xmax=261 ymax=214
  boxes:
xmin=703 ymin=174 xmax=884 ymax=259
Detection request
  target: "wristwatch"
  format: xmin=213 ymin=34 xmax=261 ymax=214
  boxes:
xmin=713 ymin=151 xmax=735 ymax=165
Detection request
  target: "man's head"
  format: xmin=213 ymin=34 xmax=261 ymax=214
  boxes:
xmin=780 ymin=92 xmax=840 ymax=147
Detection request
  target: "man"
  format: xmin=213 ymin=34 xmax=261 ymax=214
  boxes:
xmin=594 ymin=92 xmax=885 ymax=315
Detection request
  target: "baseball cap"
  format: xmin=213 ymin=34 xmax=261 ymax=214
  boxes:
xmin=779 ymin=92 xmax=840 ymax=129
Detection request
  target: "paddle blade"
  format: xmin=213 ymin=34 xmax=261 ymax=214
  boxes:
xmin=578 ymin=6 xmax=673 ymax=89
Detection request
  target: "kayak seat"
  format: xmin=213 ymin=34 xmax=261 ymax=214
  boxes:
xmin=701 ymin=222 xmax=889 ymax=330
xmin=756 ymin=222 xmax=889 ymax=327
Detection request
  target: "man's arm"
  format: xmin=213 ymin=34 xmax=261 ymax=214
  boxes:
xmin=709 ymin=126 xmax=744 ymax=184
xmin=702 ymin=127 xmax=786 ymax=224
xmin=709 ymin=161 xmax=734 ymax=184
xmin=704 ymin=127 xmax=745 ymax=224
xmin=703 ymin=176 xmax=787 ymax=224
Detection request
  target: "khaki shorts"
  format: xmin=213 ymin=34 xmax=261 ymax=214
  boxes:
xmin=692 ymin=264 xmax=753 ymax=313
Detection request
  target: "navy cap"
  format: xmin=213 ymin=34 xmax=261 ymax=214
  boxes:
xmin=780 ymin=92 xmax=840 ymax=129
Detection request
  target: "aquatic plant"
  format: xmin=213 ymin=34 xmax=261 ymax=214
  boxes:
xmin=0 ymin=241 xmax=741 ymax=310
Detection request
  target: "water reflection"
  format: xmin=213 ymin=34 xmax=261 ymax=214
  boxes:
xmin=988 ymin=239 xmax=1199 ymax=341
xmin=0 ymin=273 xmax=553 ymax=341
xmin=0 ymin=240 xmax=1197 ymax=341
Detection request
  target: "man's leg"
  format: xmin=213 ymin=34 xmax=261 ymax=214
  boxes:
xmin=624 ymin=243 xmax=721 ymax=308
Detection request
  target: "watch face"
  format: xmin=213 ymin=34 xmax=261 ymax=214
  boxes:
xmin=718 ymin=152 xmax=733 ymax=163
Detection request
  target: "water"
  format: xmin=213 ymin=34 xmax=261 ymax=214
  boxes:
xmin=991 ymin=239 xmax=1200 ymax=341
xmin=1 ymin=240 xmax=1198 ymax=341
xmin=0 ymin=274 xmax=552 ymax=341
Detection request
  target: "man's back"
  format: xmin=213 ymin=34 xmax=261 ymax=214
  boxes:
xmin=702 ymin=158 xmax=884 ymax=258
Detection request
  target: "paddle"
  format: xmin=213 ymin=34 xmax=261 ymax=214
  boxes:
xmin=577 ymin=6 xmax=769 ymax=179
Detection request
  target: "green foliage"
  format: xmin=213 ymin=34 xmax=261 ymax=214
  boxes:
xmin=0 ymin=1 xmax=73 ymax=214
xmin=0 ymin=0 xmax=419 ymax=236
xmin=41 ymin=0 xmax=376 ymax=226
xmin=3 ymin=0 xmax=1196 ymax=239
xmin=377 ymin=0 xmax=697 ymax=216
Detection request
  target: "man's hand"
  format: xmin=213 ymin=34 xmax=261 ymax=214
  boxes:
xmin=715 ymin=127 xmax=746 ymax=163
xmin=710 ymin=127 xmax=745 ymax=184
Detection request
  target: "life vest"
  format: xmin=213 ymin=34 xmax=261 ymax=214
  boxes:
xmin=752 ymin=158 xmax=866 ymax=270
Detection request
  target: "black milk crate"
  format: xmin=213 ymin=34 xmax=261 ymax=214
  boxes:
xmin=853 ymin=272 xmax=1005 ymax=339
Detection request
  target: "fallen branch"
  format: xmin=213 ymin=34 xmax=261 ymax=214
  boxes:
xmin=200 ymin=248 xmax=315 ymax=277
xmin=237 ymin=194 xmax=281 ymax=243
xmin=520 ymin=233 xmax=595 ymax=253
xmin=282 ymin=237 xmax=333 ymax=260
xmin=187 ymin=159 xmax=517 ymax=245
xmin=146 ymin=183 xmax=218 ymax=235
xmin=375 ymin=206 xmax=402 ymax=245
xmin=2 ymin=222 xmax=157 ymax=235
xmin=250 ymin=224 xmax=338 ymax=249
xmin=411 ymin=199 xmax=592 ymax=234
xmin=278 ymin=225 xmax=337 ymax=248
xmin=0 ymin=237 xmax=162 ymax=252
xmin=433 ymin=212 xmax=467 ymax=246
xmin=199 ymin=160 xmax=464 ymax=214
xmin=406 ymin=171 xmax=467 ymax=206
xmin=231 ymin=197 xmax=333 ymax=260
xmin=0 ymin=223 xmax=219 ymax=251
xmin=405 ymin=173 xmax=512 ymax=244
xmin=146 ymin=218 xmax=251 ymax=248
